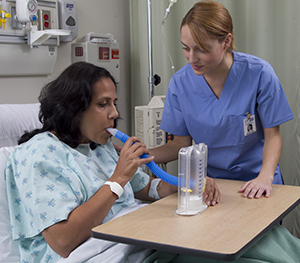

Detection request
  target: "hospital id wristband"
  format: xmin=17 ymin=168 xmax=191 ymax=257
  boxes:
xmin=104 ymin=181 xmax=124 ymax=199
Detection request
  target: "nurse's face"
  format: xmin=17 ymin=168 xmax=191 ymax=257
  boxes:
xmin=181 ymin=25 xmax=229 ymax=77
xmin=79 ymin=77 xmax=119 ymax=145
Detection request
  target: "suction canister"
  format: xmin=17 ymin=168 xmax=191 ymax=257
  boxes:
xmin=175 ymin=143 xmax=208 ymax=216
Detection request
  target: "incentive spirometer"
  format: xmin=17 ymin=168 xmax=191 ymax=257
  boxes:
xmin=107 ymin=127 xmax=208 ymax=216
xmin=176 ymin=144 xmax=208 ymax=216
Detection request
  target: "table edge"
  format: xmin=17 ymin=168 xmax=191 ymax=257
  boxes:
xmin=91 ymin=190 xmax=300 ymax=261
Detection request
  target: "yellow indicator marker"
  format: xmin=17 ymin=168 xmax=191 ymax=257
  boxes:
xmin=180 ymin=178 xmax=207 ymax=193
xmin=181 ymin=187 xmax=192 ymax=193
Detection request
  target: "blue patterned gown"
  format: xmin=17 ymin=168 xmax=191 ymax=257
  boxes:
xmin=5 ymin=131 xmax=150 ymax=263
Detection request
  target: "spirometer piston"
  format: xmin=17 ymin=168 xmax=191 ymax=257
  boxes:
xmin=175 ymin=143 xmax=208 ymax=216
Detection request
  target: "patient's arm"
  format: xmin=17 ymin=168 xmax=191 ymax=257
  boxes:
xmin=42 ymin=183 xmax=119 ymax=258
xmin=134 ymin=176 xmax=221 ymax=207
xmin=134 ymin=177 xmax=177 ymax=201
xmin=42 ymin=136 xmax=154 ymax=258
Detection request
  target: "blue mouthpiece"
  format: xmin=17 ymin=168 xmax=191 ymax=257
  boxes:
xmin=107 ymin=128 xmax=178 ymax=186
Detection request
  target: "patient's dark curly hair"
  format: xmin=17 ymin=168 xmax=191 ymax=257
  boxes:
xmin=18 ymin=62 xmax=119 ymax=149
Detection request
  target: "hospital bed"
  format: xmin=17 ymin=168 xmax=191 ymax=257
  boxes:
xmin=0 ymin=103 xmax=152 ymax=263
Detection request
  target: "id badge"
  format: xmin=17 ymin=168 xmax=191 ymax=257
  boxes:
xmin=243 ymin=114 xmax=256 ymax=136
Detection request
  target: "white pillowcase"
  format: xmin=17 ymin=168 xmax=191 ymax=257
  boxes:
xmin=0 ymin=103 xmax=41 ymax=148
xmin=0 ymin=146 xmax=20 ymax=262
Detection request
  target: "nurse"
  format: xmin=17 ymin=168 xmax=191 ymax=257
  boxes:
xmin=149 ymin=1 xmax=294 ymax=201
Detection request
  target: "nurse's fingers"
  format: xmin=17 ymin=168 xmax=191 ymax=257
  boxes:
xmin=238 ymin=181 xmax=250 ymax=193
xmin=239 ymin=181 xmax=271 ymax=199
xmin=240 ymin=182 xmax=259 ymax=198
xmin=253 ymin=186 xmax=271 ymax=198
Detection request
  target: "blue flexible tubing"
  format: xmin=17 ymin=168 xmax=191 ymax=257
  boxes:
xmin=107 ymin=128 xmax=178 ymax=186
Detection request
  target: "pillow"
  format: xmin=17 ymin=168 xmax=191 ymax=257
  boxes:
xmin=0 ymin=146 xmax=20 ymax=262
xmin=0 ymin=103 xmax=42 ymax=148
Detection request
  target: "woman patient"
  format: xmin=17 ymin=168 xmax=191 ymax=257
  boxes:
xmin=5 ymin=61 xmax=219 ymax=262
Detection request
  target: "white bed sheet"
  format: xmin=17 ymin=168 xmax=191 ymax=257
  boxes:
xmin=58 ymin=204 xmax=153 ymax=263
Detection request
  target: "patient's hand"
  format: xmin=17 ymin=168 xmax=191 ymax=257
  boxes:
xmin=203 ymin=177 xmax=221 ymax=206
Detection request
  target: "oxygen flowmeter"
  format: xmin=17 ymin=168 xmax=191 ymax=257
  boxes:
xmin=16 ymin=0 xmax=38 ymax=23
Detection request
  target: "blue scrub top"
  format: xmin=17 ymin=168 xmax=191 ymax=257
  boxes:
xmin=161 ymin=52 xmax=294 ymax=183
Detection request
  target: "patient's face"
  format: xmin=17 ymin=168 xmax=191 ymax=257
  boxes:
xmin=79 ymin=77 xmax=119 ymax=145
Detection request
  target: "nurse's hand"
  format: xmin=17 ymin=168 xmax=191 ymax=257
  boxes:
xmin=238 ymin=176 xmax=273 ymax=199
xmin=203 ymin=177 xmax=221 ymax=206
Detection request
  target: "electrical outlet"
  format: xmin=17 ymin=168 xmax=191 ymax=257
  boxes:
xmin=37 ymin=9 xmax=51 ymax=30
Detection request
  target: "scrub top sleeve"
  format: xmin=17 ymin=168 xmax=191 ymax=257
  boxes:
xmin=256 ymin=64 xmax=294 ymax=128
xmin=160 ymin=78 xmax=190 ymax=136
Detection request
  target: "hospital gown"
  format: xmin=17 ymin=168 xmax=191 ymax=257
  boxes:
xmin=5 ymin=131 xmax=150 ymax=263
xmin=161 ymin=52 xmax=294 ymax=183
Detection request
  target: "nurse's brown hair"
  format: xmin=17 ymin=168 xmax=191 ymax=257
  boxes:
xmin=181 ymin=1 xmax=235 ymax=53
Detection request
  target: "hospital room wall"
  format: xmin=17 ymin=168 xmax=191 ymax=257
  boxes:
xmin=0 ymin=0 xmax=132 ymax=135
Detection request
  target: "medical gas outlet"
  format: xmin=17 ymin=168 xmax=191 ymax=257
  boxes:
xmin=0 ymin=10 xmax=11 ymax=29
xmin=0 ymin=0 xmax=70 ymax=76
xmin=0 ymin=0 xmax=11 ymax=30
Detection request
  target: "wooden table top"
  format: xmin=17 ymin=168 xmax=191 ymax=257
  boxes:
xmin=92 ymin=179 xmax=300 ymax=261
